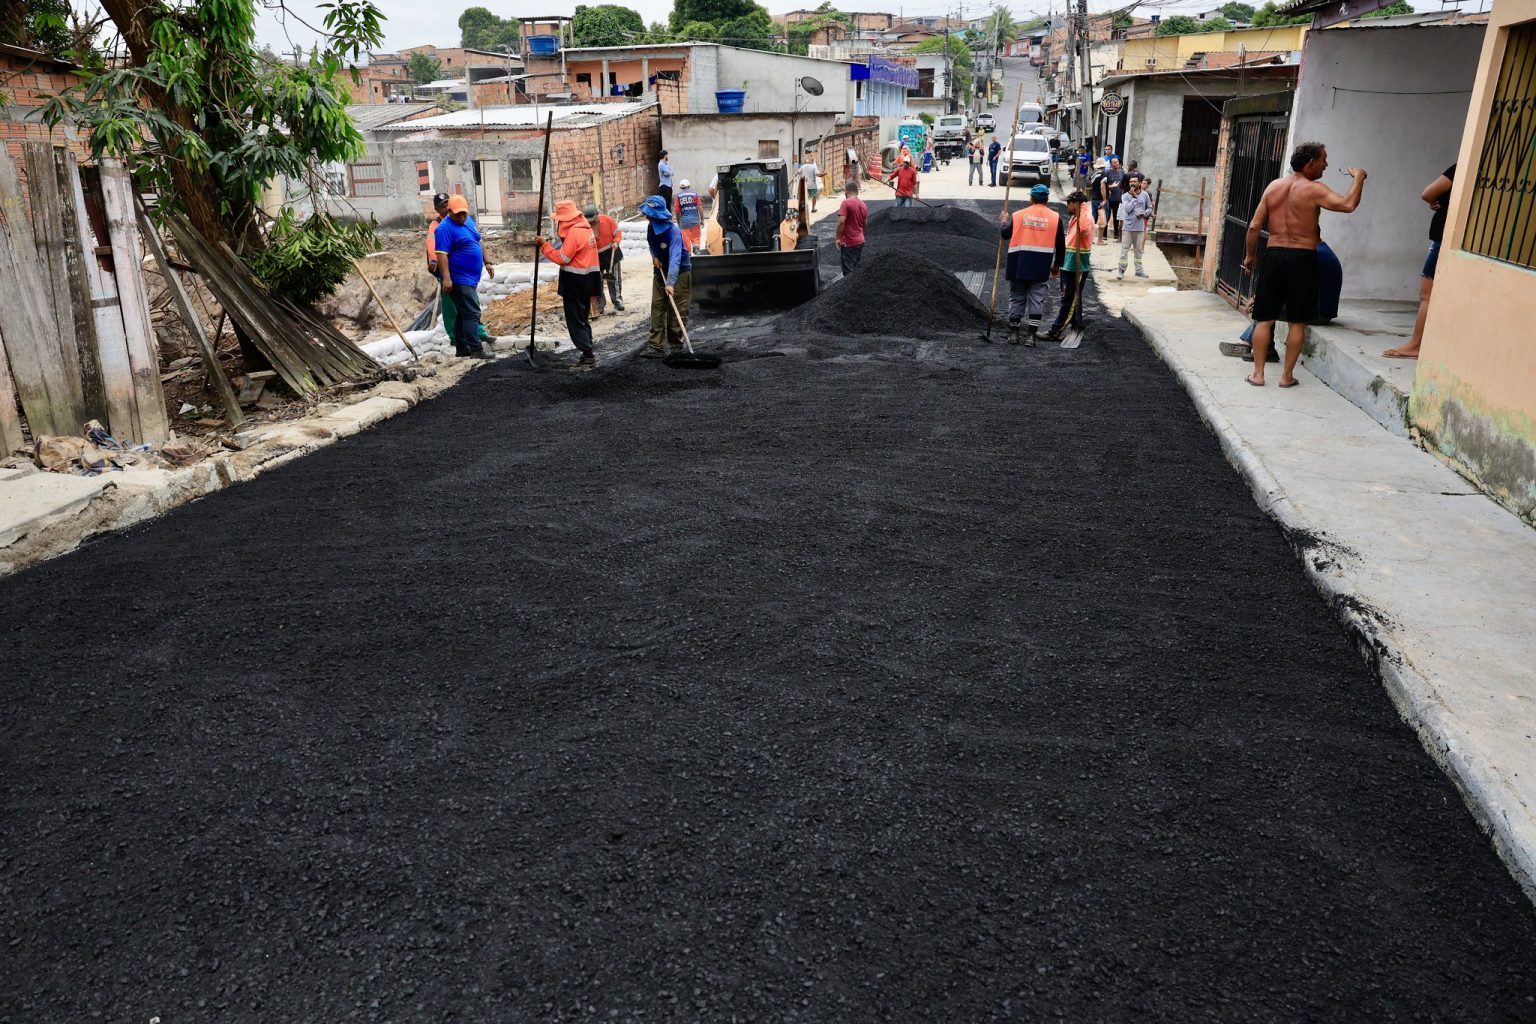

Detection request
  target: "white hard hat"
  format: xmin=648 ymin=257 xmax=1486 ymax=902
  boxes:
xmin=679 ymin=179 xmax=690 ymax=189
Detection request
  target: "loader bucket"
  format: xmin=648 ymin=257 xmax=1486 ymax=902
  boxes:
xmin=690 ymin=248 xmax=821 ymax=307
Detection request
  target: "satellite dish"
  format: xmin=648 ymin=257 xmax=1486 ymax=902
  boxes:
xmin=799 ymin=75 xmax=824 ymax=96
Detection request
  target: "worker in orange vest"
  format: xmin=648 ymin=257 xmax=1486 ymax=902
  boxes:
xmin=997 ymin=183 xmax=1065 ymax=346
xmin=585 ymin=205 xmax=625 ymax=315
xmin=1045 ymin=189 xmax=1094 ymax=342
xmin=535 ymin=199 xmax=602 ymax=368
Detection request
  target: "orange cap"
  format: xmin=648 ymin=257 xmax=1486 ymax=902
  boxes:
xmin=446 ymin=195 xmax=469 ymax=214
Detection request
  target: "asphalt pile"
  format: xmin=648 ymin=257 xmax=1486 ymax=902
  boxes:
xmin=822 ymin=203 xmax=1003 ymax=273
xmin=785 ymin=249 xmax=987 ymax=338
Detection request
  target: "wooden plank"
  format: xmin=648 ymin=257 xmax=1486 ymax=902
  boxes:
xmin=52 ymin=148 xmax=108 ymax=426
xmin=0 ymin=142 xmax=76 ymax=436
xmin=0 ymin=329 xmax=26 ymax=456
xmin=64 ymin=154 xmax=139 ymax=440
xmin=22 ymin=143 xmax=88 ymax=429
xmin=134 ymin=200 xmax=244 ymax=426
xmin=98 ymin=160 xmax=170 ymax=443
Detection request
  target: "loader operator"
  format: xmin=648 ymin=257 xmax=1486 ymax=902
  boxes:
xmin=640 ymin=194 xmax=692 ymax=359
xmin=998 ymin=183 xmax=1065 ymax=346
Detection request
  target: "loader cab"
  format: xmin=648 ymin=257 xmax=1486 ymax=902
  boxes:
xmin=714 ymin=159 xmax=790 ymax=254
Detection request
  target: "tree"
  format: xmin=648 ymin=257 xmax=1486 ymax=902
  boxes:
xmin=717 ymin=5 xmax=778 ymax=50
xmin=979 ymin=5 xmax=1017 ymax=50
xmin=1251 ymin=1 xmax=1311 ymax=26
xmin=43 ymin=0 xmax=383 ymax=294
xmin=1112 ymin=11 xmax=1134 ymax=30
xmin=1200 ymin=15 xmax=1233 ymax=31
xmin=669 ymin=0 xmax=759 ymax=33
xmin=407 ymin=52 xmax=442 ymax=84
xmin=785 ymin=5 xmax=850 ymax=54
xmin=1 ymin=0 xmax=70 ymax=54
xmin=1363 ymin=1 xmax=1414 ymax=16
xmin=1220 ymin=2 xmax=1256 ymax=21
xmin=572 ymin=4 xmax=646 ymax=47
xmin=458 ymin=6 xmax=520 ymax=51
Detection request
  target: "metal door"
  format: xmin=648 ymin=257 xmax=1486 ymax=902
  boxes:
xmin=1215 ymin=115 xmax=1288 ymax=306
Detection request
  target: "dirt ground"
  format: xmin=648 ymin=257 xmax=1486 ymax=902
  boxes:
xmin=5 ymin=199 xmax=1536 ymax=1022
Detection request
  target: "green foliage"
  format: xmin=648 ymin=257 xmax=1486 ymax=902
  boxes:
xmin=407 ymin=52 xmax=442 ymax=83
xmin=678 ymin=20 xmax=719 ymax=39
xmin=248 ymin=210 xmax=378 ymax=305
xmin=0 ymin=0 xmax=71 ymax=55
xmin=785 ymin=5 xmax=850 ymax=54
xmin=1112 ymin=11 xmax=1134 ymax=30
xmin=1363 ymin=1 xmax=1414 ymax=17
xmin=918 ymin=112 xmax=934 ymax=126
xmin=717 ymin=6 xmax=777 ymax=50
xmin=572 ymin=5 xmax=647 ymax=47
xmin=1220 ymin=2 xmax=1256 ymax=21
xmin=979 ymin=5 xmax=1018 ymax=48
xmin=458 ymin=6 xmax=520 ymax=51
xmin=41 ymin=0 xmax=385 ymax=301
xmin=1251 ymin=1 xmax=1311 ymax=26
xmin=1154 ymin=14 xmax=1231 ymax=34
xmin=669 ymin=0 xmax=759 ymax=33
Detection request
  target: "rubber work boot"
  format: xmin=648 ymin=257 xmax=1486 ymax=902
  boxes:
xmin=613 ymin=301 xmax=626 ymax=312
xmin=1025 ymin=327 xmax=1037 ymax=348
xmin=640 ymin=346 xmax=665 ymax=359
xmin=1135 ymin=267 xmax=1149 ymax=278
xmin=1007 ymin=323 xmax=1020 ymax=345
xmin=578 ymin=352 xmax=598 ymax=369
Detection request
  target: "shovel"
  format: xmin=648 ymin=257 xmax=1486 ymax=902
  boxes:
xmin=526 ymin=111 xmax=555 ymax=369
xmin=865 ymin=172 xmax=946 ymax=209
xmin=1060 ymin=270 xmax=1086 ymax=349
xmin=660 ymin=278 xmax=721 ymax=370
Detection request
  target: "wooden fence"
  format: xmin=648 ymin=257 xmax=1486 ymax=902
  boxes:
xmin=0 ymin=144 xmax=169 ymax=452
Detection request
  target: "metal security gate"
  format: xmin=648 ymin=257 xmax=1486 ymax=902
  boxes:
xmin=1215 ymin=115 xmax=1288 ymax=305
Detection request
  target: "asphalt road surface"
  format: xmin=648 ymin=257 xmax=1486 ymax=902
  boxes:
xmin=4 ymin=199 xmax=1535 ymax=1022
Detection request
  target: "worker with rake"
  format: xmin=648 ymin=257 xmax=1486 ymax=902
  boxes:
xmin=639 ymin=194 xmax=692 ymax=359
xmin=1044 ymin=189 xmax=1093 ymax=343
xmin=999 ymin=183 xmax=1065 ymax=346
xmin=534 ymin=200 xmax=602 ymax=369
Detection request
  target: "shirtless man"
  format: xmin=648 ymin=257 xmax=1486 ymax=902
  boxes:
xmin=1243 ymin=142 xmax=1366 ymax=387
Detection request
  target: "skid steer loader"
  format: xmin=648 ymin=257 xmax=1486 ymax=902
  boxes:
xmin=690 ymin=159 xmax=820 ymax=307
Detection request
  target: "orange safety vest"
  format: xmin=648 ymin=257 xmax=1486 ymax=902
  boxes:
xmin=593 ymin=213 xmax=622 ymax=252
xmin=541 ymin=200 xmax=601 ymax=298
xmin=1062 ymin=205 xmax=1094 ymax=272
xmin=1005 ymin=204 xmax=1061 ymax=282
xmin=425 ymin=215 xmax=442 ymax=262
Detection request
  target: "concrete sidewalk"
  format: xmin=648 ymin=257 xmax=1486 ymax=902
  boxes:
xmin=1126 ymin=289 xmax=1536 ymax=902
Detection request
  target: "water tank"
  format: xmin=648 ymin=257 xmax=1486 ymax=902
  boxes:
xmin=715 ymin=89 xmax=746 ymax=113
xmin=527 ymin=34 xmax=559 ymax=56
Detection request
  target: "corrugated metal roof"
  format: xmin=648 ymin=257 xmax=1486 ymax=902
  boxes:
xmin=376 ymin=103 xmax=655 ymax=132
xmin=348 ymin=102 xmax=443 ymax=131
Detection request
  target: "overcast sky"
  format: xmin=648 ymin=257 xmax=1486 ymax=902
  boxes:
xmin=252 ymin=0 xmax=1235 ymax=58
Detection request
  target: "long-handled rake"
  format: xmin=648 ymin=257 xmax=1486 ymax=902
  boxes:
xmin=526 ymin=111 xmax=554 ymax=369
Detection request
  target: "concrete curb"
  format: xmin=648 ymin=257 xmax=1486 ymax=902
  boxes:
xmin=1126 ymin=303 xmax=1536 ymax=906
xmin=0 ymin=361 xmax=481 ymax=579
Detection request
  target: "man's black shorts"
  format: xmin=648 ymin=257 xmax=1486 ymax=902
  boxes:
xmin=1252 ymin=246 xmax=1319 ymax=324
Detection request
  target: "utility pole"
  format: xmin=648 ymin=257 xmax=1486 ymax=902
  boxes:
xmin=1063 ymin=6 xmax=1077 ymax=142
xmin=1078 ymin=0 xmax=1094 ymax=151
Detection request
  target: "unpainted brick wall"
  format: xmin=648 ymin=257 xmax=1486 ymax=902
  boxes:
xmin=546 ymin=109 xmax=662 ymax=218
xmin=2 ymin=51 xmax=92 ymax=202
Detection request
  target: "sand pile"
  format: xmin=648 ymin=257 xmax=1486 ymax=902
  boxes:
xmin=783 ymin=250 xmax=987 ymax=338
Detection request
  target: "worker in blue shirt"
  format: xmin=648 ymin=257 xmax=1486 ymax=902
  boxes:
xmin=639 ymin=194 xmax=691 ymax=358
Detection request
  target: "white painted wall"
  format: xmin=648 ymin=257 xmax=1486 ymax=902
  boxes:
xmin=713 ymin=47 xmax=855 ymax=114
xmin=1288 ymin=24 xmax=1483 ymax=301
xmin=661 ymin=112 xmax=839 ymax=192
xmin=1119 ymin=74 xmax=1292 ymax=229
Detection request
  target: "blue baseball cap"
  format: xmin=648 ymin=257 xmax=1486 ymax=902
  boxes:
xmin=1030 ymin=184 xmax=1051 ymax=198
xmin=639 ymin=195 xmax=672 ymax=221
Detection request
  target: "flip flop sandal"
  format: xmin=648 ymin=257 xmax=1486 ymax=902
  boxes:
xmin=1246 ymin=375 xmax=1265 ymax=387
xmin=1278 ymin=379 xmax=1301 ymax=388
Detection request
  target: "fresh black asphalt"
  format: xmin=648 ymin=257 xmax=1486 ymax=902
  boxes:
xmin=4 ymin=199 xmax=1535 ymax=1022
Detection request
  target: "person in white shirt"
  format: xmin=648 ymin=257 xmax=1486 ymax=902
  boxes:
xmin=798 ymin=158 xmax=821 ymax=212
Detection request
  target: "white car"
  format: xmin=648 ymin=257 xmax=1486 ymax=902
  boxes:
xmin=1001 ymin=134 xmax=1053 ymax=184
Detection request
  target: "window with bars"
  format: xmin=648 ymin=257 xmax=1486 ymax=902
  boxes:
xmin=348 ymin=161 xmax=386 ymax=197
xmin=1176 ymin=95 xmax=1228 ymax=167
xmin=1462 ymin=20 xmax=1536 ymax=271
